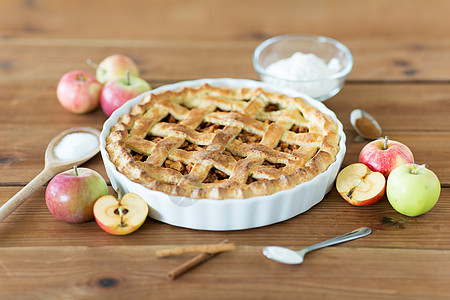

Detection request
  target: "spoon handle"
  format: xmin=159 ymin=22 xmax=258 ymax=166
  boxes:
xmin=299 ymin=227 xmax=371 ymax=255
xmin=0 ymin=168 xmax=57 ymax=223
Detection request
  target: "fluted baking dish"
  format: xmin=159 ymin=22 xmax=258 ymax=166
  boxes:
xmin=100 ymin=78 xmax=346 ymax=231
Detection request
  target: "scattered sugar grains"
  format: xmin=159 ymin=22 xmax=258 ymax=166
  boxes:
xmin=265 ymin=52 xmax=340 ymax=98
xmin=54 ymin=132 xmax=98 ymax=161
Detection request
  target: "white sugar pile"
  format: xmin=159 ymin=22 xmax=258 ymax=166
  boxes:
xmin=54 ymin=132 xmax=98 ymax=161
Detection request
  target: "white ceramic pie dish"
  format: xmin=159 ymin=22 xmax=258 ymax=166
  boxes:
xmin=100 ymin=78 xmax=346 ymax=231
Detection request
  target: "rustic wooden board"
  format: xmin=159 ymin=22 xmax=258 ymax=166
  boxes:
xmin=3 ymin=41 xmax=450 ymax=82
xmin=1 ymin=244 xmax=450 ymax=299
xmin=1 ymin=82 xmax=449 ymax=130
xmin=2 ymin=0 xmax=450 ymax=41
xmin=1 ymin=83 xmax=449 ymax=185
xmin=1 ymin=187 xmax=448 ymax=248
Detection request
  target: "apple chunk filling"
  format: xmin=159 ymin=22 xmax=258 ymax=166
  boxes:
xmin=161 ymin=114 xmax=178 ymax=124
xmin=237 ymin=130 xmax=262 ymax=144
xmin=179 ymin=140 xmax=205 ymax=152
xmin=264 ymin=103 xmax=280 ymax=112
xmin=196 ymin=122 xmax=224 ymax=133
xmin=130 ymin=150 xmax=148 ymax=162
xmin=203 ymin=167 xmax=229 ymax=183
xmin=274 ymin=141 xmax=300 ymax=153
xmin=290 ymin=124 xmax=309 ymax=133
xmin=164 ymin=159 xmax=195 ymax=176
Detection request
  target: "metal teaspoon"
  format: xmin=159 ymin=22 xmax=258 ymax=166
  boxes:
xmin=263 ymin=227 xmax=372 ymax=265
xmin=350 ymin=109 xmax=382 ymax=141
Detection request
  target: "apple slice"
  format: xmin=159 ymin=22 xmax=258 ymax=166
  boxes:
xmin=336 ymin=163 xmax=386 ymax=206
xmin=93 ymin=193 xmax=149 ymax=235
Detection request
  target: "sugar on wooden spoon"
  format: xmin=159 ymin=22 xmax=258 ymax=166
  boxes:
xmin=0 ymin=127 xmax=101 ymax=222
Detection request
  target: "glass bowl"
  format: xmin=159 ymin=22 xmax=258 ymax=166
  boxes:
xmin=253 ymin=34 xmax=353 ymax=101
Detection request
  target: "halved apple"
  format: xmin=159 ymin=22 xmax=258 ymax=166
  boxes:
xmin=336 ymin=163 xmax=386 ymax=206
xmin=93 ymin=193 xmax=149 ymax=235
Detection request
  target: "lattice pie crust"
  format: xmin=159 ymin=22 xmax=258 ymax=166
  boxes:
xmin=106 ymin=84 xmax=340 ymax=199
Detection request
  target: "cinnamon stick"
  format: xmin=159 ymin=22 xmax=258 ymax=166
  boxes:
xmin=156 ymin=241 xmax=235 ymax=258
xmin=163 ymin=239 xmax=232 ymax=280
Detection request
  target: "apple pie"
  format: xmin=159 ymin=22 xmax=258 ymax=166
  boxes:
xmin=106 ymin=83 xmax=340 ymax=200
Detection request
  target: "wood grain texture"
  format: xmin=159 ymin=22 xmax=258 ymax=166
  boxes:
xmin=0 ymin=187 xmax=449 ymax=298
xmin=1 ymin=245 xmax=450 ymax=299
xmin=1 ymin=0 xmax=450 ymax=298
xmin=1 ymin=84 xmax=449 ymax=185
xmin=3 ymin=40 xmax=450 ymax=82
xmin=1 ymin=0 xmax=450 ymax=40
xmin=1 ymin=0 xmax=450 ymax=82
xmin=0 ymin=187 xmax=449 ymax=249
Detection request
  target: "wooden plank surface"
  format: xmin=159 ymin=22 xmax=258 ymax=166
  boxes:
xmin=3 ymin=40 xmax=450 ymax=82
xmin=1 ymin=246 xmax=450 ymax=299
xmin=0 ymin=187 xmax=449 ymax=299
xmin=1 ymin=187 xmax=449 ymax=248
xmin=1 ymin=0 xmax=450 ymax=299
xmin=1 ymin=84 xmax=449 ymax=185
xmin=2 ymin=0 xmax=450 ymax=40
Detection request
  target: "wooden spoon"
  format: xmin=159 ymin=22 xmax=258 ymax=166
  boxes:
xmin=0 ymin=127 xmax=101 ymax=222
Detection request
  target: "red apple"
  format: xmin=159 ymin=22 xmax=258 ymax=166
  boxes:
xmin=45 ymin=167 xmax=108 ymax=223
xmin=100 ymin=73 xmax=150 ymax=117
xmin=336 ymin=163 xmax=386 ymax=206
xmin=359 ymin=136 xmax=414 ymax=177
xmin=96 ymin=54 xmax=140 ymax=84
xmin=93 ymin=193 xmax=149 ymax=235
xmin=56 ymin=70 xmax=102 ymax=114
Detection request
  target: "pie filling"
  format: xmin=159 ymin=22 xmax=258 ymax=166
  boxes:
xmin=106 ymin=84 xmax=340 ymax=200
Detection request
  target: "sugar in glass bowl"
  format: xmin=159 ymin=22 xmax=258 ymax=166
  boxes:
xmin=253 ymin=34 xmax=353 ymax=102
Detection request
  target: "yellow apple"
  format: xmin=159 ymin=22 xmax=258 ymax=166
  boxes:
xmin=96 ymin=54 xmax=140 ymax=84
xmin=93 ymin=193 xmax=149 ymax=235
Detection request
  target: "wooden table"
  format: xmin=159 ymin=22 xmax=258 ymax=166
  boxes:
xmin=1 ymin=1 xmax=450 ymax=299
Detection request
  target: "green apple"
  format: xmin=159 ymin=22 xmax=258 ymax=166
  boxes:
xmin=387 ymin=164 xmax=441 ymax=217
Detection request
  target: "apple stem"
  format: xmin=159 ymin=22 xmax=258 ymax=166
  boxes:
xmin=117 ymin=188 xmax=124 ymax=200
xmin=115 ymin=188 xmax=127 ymax=226
xmin=73 ymin=165 xmax=78 ymax=176
xmin=383 ymin=136 xmax=389 ymax=150
xmin=86 ymin=59 xmax=98 ymax=70
xmin=412 ymin=164 xmax=427 ymax=174
xmin=126 ymin=71 xmax=130 ymax=86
